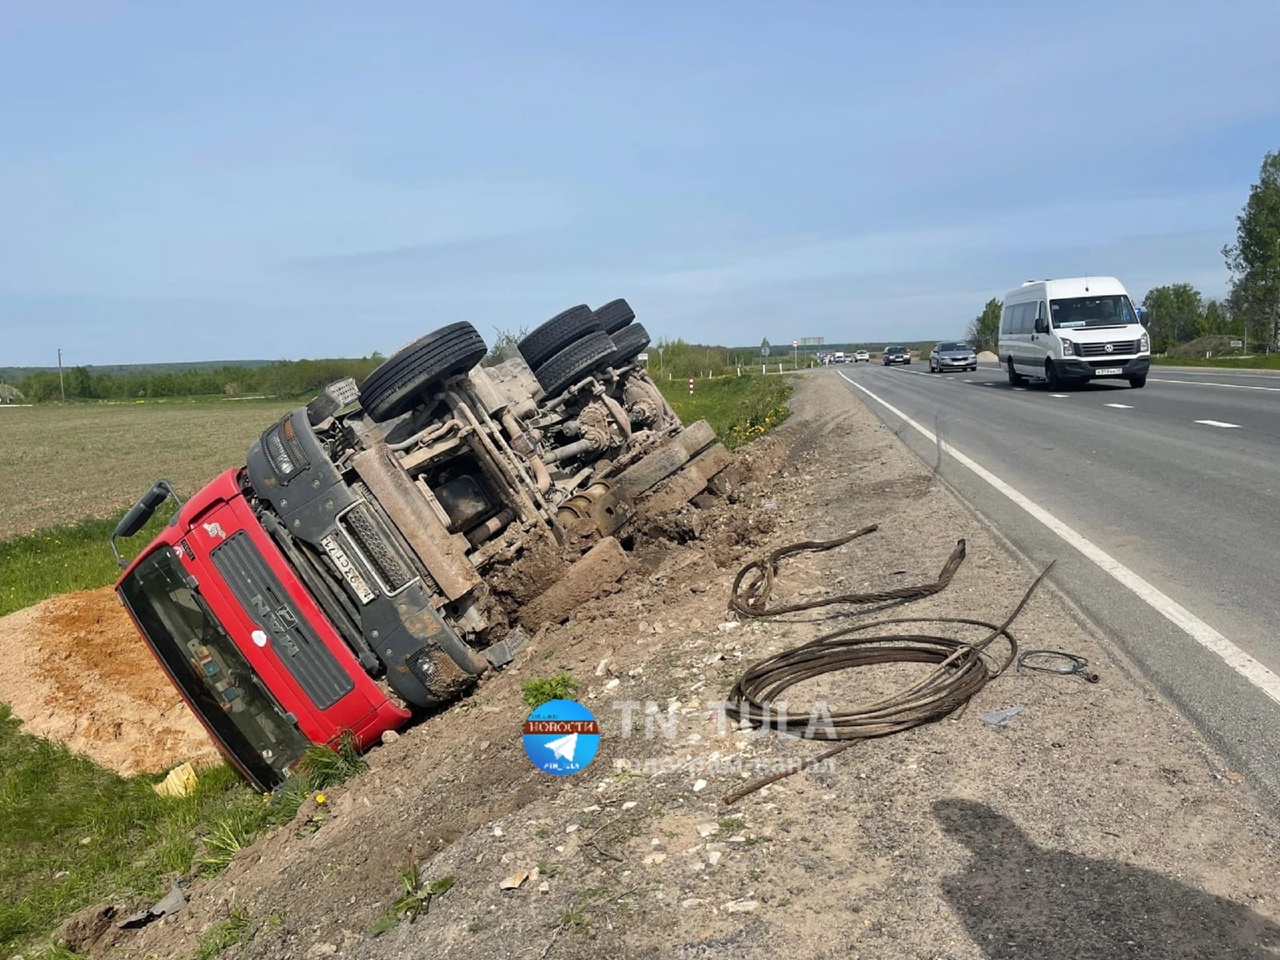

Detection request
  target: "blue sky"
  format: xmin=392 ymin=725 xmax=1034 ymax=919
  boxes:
xmin=2 ymin=0 xmax=1278 ymax=366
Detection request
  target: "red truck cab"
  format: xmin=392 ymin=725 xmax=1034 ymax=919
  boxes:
xmin=114 ymin=469 xmax=410 ymax=790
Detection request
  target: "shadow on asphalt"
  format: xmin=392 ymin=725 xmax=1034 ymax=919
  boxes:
xmin=934 ymin=799 xmax=1280 ymax=959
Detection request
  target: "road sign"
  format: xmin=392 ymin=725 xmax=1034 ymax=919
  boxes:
xmin=760 ymin=338 xmax=771 ymax=358
xmin=792 ymin=340 xmax=799 ymax=347
xmin=1231 ymin=339 xmax=1243 ymax=348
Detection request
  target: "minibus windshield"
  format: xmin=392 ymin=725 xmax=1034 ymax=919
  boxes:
xmin=1050 ymin=295 xmax=1137 ymax=329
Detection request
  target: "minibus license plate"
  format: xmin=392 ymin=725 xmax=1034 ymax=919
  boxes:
xmin=1094 ymin=367 xmax=1122 ymax=376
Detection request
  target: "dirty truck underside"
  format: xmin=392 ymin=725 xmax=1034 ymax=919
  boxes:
xmin=241 ymin=299 xmax=732 ymax=714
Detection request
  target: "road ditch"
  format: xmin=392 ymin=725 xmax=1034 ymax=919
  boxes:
xmin=61 ymin=372 xmax=1280 ymax=960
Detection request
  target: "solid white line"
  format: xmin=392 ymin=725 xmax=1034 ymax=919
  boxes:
xmin=1195 ymin=420 xmax=1242 ymax=429
xmin=1050 ymin=394 xmax=1070 ymax=398
xmin=1151 ymin=377 xmax=1280 ymax=393
xmin=1104 ymin=403 xmax=1133 ymax=409
xmin=835 ymin=369 xmax=1280 ymax=706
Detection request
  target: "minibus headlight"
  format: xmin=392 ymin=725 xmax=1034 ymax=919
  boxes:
xmin=1059 ymin=338 xmax=1076 ymax=357
xmin=1140 ymin=332 xmax=1150 ymax=353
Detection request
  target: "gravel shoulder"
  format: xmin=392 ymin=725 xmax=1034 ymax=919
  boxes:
xmin=60 ymin=373 xmax=1280 ymax=960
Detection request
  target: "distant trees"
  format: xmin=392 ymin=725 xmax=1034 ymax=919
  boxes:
xmin=966 ymin=298 xmax=1002 ymax=353
xmin=1142 ymin=283 xmax=1205 ymax=351
xmin=1141 ymin=284 xmax=1237 ymax=353
xmin=16 ymin=356 xmax=385 ymax=403
xmin=1223 ymin=148 xmax=1280 ymax=349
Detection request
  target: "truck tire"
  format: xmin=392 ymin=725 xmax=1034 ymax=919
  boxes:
xmin=518 ymin=305 xmax=600 ymax=370
xmin=593 ymin=298 xmax=635 ymax=334
xmin=359 ymin=322 xmax=488 ymax=422
xmin=535 ymin=331 xmax=618 ymax=397
xmin=611 ymin=323 xmax=650 ymax=364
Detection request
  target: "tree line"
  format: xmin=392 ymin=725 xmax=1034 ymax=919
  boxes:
xmin=13 ymin=356 xmax=384 ymax=403
xmin=967 ymin=147 xmax=1280 ymax=355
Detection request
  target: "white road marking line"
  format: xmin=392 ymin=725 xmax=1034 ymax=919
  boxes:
xmin=1050 ymin=393 xmax=1070 ymax=398
xmin=1151 ymin=377 xmax=1280 ymax=393
xmin=1194 ymin=419 xmax=1241 ymax=428
xmin=1105 ymin=403 xmax=1133 ymax=409
xmin=835 ymin=369 xmax=1280 ymax=707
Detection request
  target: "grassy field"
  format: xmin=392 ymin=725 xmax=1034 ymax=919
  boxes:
xmin=0 ymin=398 xmax=297 ymax=541
xmin=658 ymin=372 xmax=793 ymax=449
xmin=1152 ymin=354 xmax=1280 ymax=369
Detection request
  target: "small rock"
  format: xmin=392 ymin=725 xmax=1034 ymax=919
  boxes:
xmin=725 ymin=835 xmax=748 ymax=846
xmin=53 ymin=870 xmax=70 ymax=879
xmin=680 ymin=898 xmax=706 ymax=909
xmin=1226 ymin=772 xmax=1245 ymax=784
xmin=595 ymin=658 xmax=609 ymax=677
xmin=492 ymin=826 xmax=504 ymax=837
xmin=650 ymin=838 xmax=662 ymax=848
xmin=708 ymin=851 xmax=723 ymax=867
xmin=380 ymin=730 xmax=400 ymax=745
xmin=565 ymin=824 xmax=580 ymax=834
xmin=308 ymin=943 xmax=338 ymax=958
xmin=582 ymin=805 xmax=602 ymax=813
xmin=605 ymin=678 xmax=620 ymax=691
xmin=539 ymin=881 xmax=551 ymax=894
xmin=696 ymin=822 xmax=718 ymax=838
xmin=622 ymin=801 xmax=638 ymax=811
xmin=642 ymin=853 xmax=667 ymax=866
xmin=724 ymin=899 xmax=758 ymax=913
xmin=499 ymin=871 xmax=529 ymax=891
xmin=693 ymin=779 xmax=708 ymax=792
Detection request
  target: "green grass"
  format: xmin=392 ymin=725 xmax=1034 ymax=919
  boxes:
xmin=0 ymin=508 xmax=176 ymax=618
xmin=520 ymin=673 xmax=581 ymax=709
xmin=660 ymin=374 xmax=794 ymax=450
xmin=1152 ymin=353 xmax=1280 ymax=369
xmin=0 ymin=703 xmax=315 ymax=958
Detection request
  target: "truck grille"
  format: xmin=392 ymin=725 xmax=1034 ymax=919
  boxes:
xmin=211 ymin=531 xmax=355 ymax=709
xmin=1080 ymin=340 xmax=1140 ymax=357
xmin=339 ymin=502 xmax=415 ymax=594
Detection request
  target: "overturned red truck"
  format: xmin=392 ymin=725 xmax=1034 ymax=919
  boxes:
xmin=111 ymin=301 xmax=732 ymax=790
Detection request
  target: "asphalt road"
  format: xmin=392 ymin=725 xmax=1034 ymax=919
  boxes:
xmin=827 ymin=360 xmax=1280 ymax=807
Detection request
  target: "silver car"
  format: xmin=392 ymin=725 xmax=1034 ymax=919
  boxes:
xmin=929 ymin=341 xmax=977 ymax=373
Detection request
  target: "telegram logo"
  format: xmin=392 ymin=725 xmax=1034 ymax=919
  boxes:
xmin=522 ymin=699 xmax=600 ymax=776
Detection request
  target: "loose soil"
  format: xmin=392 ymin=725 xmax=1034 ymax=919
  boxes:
xmin=18 ymin=373 xmax=1280 ymax=959
xmin=0 ymin=588 xmax=221 ymax=776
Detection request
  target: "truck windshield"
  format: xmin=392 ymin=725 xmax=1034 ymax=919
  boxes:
xmin=1050 ymin=295 xmax=1137 ymax=329
xmin=118 ymin=548 xmax=311 ymax=789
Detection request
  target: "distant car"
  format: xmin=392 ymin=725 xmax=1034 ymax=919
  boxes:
xmin=882 ymin=346 xmax=911 ymax=365
xmin=853 ymin=350 xmax=870 ymax=362
xmin=833 ymin=351 xmax=846 ymax=363
xmin=928 ymin=341 xmax=977 ymax=373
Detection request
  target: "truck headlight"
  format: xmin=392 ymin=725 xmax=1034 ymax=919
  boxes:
xmin=1140 ymin=332 xmax=1150 ymax=353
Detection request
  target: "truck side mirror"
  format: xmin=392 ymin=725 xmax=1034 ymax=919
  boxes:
xmin=111 ymin=479 xmax=181 ymax=567
xmin=1034 ymin=317 xmax=1048 ymax=335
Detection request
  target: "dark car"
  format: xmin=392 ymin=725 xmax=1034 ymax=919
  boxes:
xmin=882 ymin=346 xmax=911 ymax=365
xmin=928 ymin=341 xmax=977 ymax=373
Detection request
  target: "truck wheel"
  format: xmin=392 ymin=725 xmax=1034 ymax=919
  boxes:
xmin=535 ymin=331 xmax=619 ymax=397
xmin=593 ymin=298 xmax=635 ymax=334
xmin=359 ymin=322 xmax=488 ymax=422
xmin=611 ymin=322 xmax=651 ymax=365
xmin=519 ymin=305 xmax=600 ymax=370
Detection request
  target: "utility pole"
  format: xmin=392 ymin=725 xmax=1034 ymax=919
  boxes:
xmin=57 ymin=348 xmax=65 ymax=403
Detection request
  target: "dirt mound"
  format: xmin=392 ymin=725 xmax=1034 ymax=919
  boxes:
xmin=0 ymin=587 xmax=220 ymax=776
xmin=977 ymin=350 xmax=999 ymax=363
